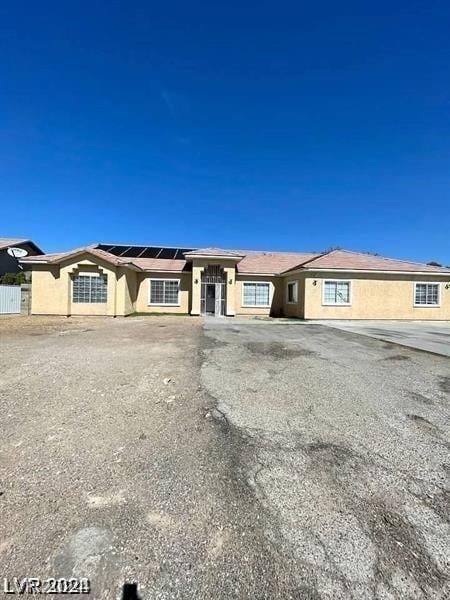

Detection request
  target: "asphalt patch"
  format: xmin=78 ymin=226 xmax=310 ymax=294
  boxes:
xmin=424 ymin=489 xmax=450 ymax=523
xmin=438 ymin=376 xmax=450 ymax=393
xmin=245 ymin=341 xmax=315 ymax=360
xmin=409 ymin=391 xmax=434 ymax=406
xmin=365 ymin=503 xmax=445 ymax=591
xmin=306 ymin=441 xmax=360 ymax=471
xmin=406 ymin=414 xmax=442 ymax=438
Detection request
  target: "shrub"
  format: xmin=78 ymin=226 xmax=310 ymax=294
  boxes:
xmin=0 ymin=272 xmax=27 ymax=285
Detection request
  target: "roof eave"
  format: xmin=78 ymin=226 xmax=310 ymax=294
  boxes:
xmin=19 ymin=258 xmax=51 ymax=265
xmin=141 ymin=268 xmax=185 ymax=273
xmin=237 ymin=271 xmax=277 ymax=276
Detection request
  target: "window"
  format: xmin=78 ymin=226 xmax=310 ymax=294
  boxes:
xmin=242 ymin=282 xmax=271 ymax=307
xmin=149 ymin=279 xmax=180 ymax=305
xmin=287 ymin=281 xmax=298 ymax=303
xmin=414 ymin=283 xmax=440 ymax=306
xmin=72 ymin=275 xmax=107 ymax=303
xmin=323 ymin=280 xmax=351 ymax=305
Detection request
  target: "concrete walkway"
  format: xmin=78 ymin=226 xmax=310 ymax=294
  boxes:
xmin=314 ymin=320 xmax=450 ymax=357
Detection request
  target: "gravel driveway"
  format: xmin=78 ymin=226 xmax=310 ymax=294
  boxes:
xmin=1 ymin=316 xmax=449 ymax=599
xmin=202 ymin=320 xmax=450 ymax=599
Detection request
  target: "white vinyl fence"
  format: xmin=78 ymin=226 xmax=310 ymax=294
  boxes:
xmin=0 ymin=285 xmax=21 ymax=314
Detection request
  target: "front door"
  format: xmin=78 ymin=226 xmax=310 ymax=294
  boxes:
xmin=205 ymin=284 xmax=216 ymax=314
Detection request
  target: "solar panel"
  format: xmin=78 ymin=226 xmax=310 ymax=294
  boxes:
xmin=96 ymin=244 xmax=196 ymax=259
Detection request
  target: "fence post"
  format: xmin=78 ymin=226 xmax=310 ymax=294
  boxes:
xmin=21 ymin=283 xmax=31 ymax=315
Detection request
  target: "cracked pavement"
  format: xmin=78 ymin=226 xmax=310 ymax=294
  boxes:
xmin=202 ymin=320 xmax=450 ymax=599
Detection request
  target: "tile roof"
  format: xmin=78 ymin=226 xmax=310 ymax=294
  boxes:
xmin=20 ymin=245 xmax=450 ymax=275
xmin=286 ymin=249 xmax=450 ymax=273
xmin=131 ymin=258 xmax=188 ymax=271
xmin=21 ymin=247 xmax=188 ymax=272
xmin=237 ymin=252 xmax=319 ymax=274
xmin=21 ymin=246 xmax=128 ymax=267
xmin=21 ymin=253 xmax=63 ymax=262
xmin=184 ymin=247 xmax=245 ymax=258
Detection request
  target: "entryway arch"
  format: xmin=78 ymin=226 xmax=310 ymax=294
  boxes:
xmin=200 ymin=265 xmax=227 ymax=316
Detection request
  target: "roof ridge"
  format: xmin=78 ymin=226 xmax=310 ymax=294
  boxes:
xmin=285 ymin=249 xmax=333 ymax=270
xmin=328 ymin=248 xmax=445 ymax=268
xmin=228 ymin=249 xmax=320 ymax=256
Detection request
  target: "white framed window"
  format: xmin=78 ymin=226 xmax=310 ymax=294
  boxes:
xmin=149 ymin=279 xmax=180 ymax=306
xmin=414 ymin=282 xmax=440 ymax=307
xmin=242 ymin=282 xmax=271 ymax=307
xmin=72 ymin=274 xmax=107 ymax=303
xmin=287 ymin=281 xmax=298 ymax=304
xmin=323 ymin=280 xmax=352 ymax=306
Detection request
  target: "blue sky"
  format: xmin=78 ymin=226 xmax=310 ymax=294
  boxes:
xmin=1 ymin=1 xmax=449 ymax=264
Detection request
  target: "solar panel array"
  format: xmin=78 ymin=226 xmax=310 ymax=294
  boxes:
xmin=96 ymin=244 xmax=195 ymax=259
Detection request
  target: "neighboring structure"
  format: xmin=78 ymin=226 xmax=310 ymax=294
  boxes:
xmin=0 ymin=237 xmax=44 ymax=276
xmin=20 ymin=243 xmax=450 ymax=320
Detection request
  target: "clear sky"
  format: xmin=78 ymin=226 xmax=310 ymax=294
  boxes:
xmin=1 ymin=1 xmax=449 ymax=264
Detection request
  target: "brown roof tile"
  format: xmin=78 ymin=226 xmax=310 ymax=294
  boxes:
xmin=291 ymin=249 xmax=450 ymax=273
xmin=184 ymin=247 xmax=245 ymax=258
xmin=237 ymin=252 xmax=319 ymax=274
xmin=20 ymin=253 xmax=63 ymax=262
xmin=21 ymin=246 xmax=127 ymax=267
xmin=21 ymin=247 xmax=189 ymax=272
xmin=20 ymin=244 xmax=450 ymax=275
xmin=131 ymin=258 xmax=187 ymax=271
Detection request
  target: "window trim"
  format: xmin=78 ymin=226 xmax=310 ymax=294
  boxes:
xmin=148 ymin=278 xmax=181 ymax=307
xmin=241 ymin=281 xmax=272 ymax=308
xmin=322 ymin=279 xmax=352 ymax=306
xmin=413 ymin=282 xmax=441 ymax=308
xmin=286 ymin=280 xmax=298 ymax=304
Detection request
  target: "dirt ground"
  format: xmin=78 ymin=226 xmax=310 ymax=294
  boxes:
xmin=0 ymin=315 xmax=297 ymax=599
xmin=0 ymin=314 xmax=93 ymax=334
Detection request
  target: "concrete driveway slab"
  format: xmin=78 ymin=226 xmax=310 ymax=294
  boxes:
xmin=313 ymin=320 xmax=450 ymax=357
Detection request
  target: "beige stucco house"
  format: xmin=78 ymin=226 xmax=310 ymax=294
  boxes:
xmin=21 ymin=243 xmax=450 ymax=320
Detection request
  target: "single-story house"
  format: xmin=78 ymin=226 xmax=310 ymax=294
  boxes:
xmin=20 ymin=243 xmax=450 ymax=320
xmin=0 ymin=237 xmax=44 ymax=276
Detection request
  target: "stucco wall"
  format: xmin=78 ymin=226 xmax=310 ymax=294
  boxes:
xmin=235 ymin=275 xmax=283 ymax=316
xmin=117 ymin=268 xmax=137 ymax=316
xmin=29 ymin=255 xmax=450 ymax=321
xmin=135 ymin=272 xmax=191 ymax=313
xmin=282 ymin=275 xmax=306 ymax=318
xmin=31 ymin=266 xmax=68 ymax=315
xmin=304 ymin=272 xmax=450 ymax=320
xmin=30 ymin=254 xmax=130 ymax=316
xmin=189 ymin=258 xmax=240 ymax=316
